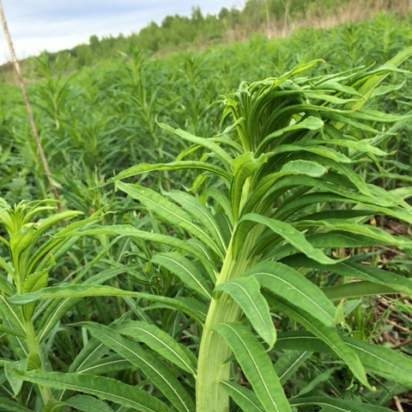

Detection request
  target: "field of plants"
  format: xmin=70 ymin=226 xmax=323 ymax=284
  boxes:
xmin=0 ymin=9 xmax=412 ymax=412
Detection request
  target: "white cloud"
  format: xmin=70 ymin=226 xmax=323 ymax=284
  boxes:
xmin=0 ymin=0 xmax=244 ymax=63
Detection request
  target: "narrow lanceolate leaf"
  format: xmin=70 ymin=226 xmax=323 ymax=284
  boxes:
xmin=0 ymin=296 xmax=25 ymax=336
xmin=241 ymin=213 xmax=337 ymax=265
xmin=9 ymin=284 xmax=142 ymax=304
xmin=248 ymin=261 xmax=336 ymax=327
xmin=10 ymin=284 xmax=206 ymax=323
xmin=291 ymin=396 xmax=393 ymax=412
xmin=20 ymin=370 xmax=170 ymax=412
xmin=276 ymin=331 xmax=412 ymax=388
xmin=215 ymin=323 xmax=291 ymax=412
xmin=323 ymin=281 xmax=397 ymax=300
xmin=166 ymin=190 xmax=227 ymax=253
xmin=216 ymin=276 xmax=276 ymax=347
xmin=114 ymin=160 xmax=231 ymax=181
xmin=116 ymin=181 xmax=222 ymax=257
xmin=268 ymin=144 xmax=352 ymax=164
xmin=159 ymin=122 xmax=233 ymax=166
xmin=279 ymin=160 xmax=327 ymax=178
xmin=153 ymin=252 xmax=212 ymax=299
xmin=0 ymin=397 xmax=32 ymax=412
xmin=275 ymin=351 xmax=311 ymax=384
xmin=87 ymin=323 xmax=195 ymax=412
xmin=221 ymin=381 xmax=264 ymax=412
xmin=344 ymin=337 xmax=412 ymax=388
xmin=77 ymin=225 xmax=215 ymax=276
xmin=258 ymin=116 xmax=324 ymax=150
xmin=4 ymin=360 xmax=26 ymax=396
xmin=271 ymin=300 xmax=370 ymax=388
xmin=299 ymin=219 xmax=412 ymax=249
xmin=64 ymin=395 xmax=114 ymax=412
xmin=117 ymin=320 xmax=197 ymax=375
xmin=76 ymin=356 xmax=130 ymax=376
xmin=310 ymin=137 xmax=387 ymax=156
xmin=353 ymin=46 xmax=412 ymax=110
xmin=289 ymin=257 xmax=412 ymax=297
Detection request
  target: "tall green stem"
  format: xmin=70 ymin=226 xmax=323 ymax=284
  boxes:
xmin=24 ymin=316 xmax=55 ymax=410
xmin=196 ymin=240 xmax=250 ymax=412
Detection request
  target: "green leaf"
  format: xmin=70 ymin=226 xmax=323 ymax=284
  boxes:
xmin=167 ymin=190 xmax=227 ymax=252
xmin=116 ymin=181 xmax=222 ymax=257
xmin=215 ymin=323 xmax=291 ymax=412
xmin=23 ymin=270 xmax=48 ymax=293
xmin=344 ymin=337 xmax=412 ymax=388
xmin=353 ymin=46 xmax=412 ymax=110
xmin=276 ymin=332 xmax=412 ymax=388
xmin=241 ymin=213 xmax=336 ymax=265
xmin=20 ymin=210 xmax=83 ymax=251
xmin=10 ymin=284 xmax=141 ymax=304
xmin=87 ymin=323 xmax=195 ymax=412
xmin=221 ymin=381 xmax=264 ymax=412
xmin=159 ymin=122 xmax=233 ymax=166
xmin=276 ymin=331 xmax=329 ymax=353
xmin=76 ymin=356 xmax=130 ymax=376
xmin=259 ymin=116 xmax=324 ymax=150
xmin=271 ymin=300 xmax=370 ymax=388
xmin=295 ymin=367 xmax=340 ymax=397
xmin=0 ymin=397 xmax=32 ymax=412
xmin=289 ymin=257 xmax=412 ymax=297
xmin=10 ymin=284 xmax=206 ymax=323
xmin=114 ymin=160 xmax=230 ymax=181
xmin=77 ymin=225 xmax=215 ymax=276
xmin=0 ymin=296 xmax=25 ymax=336
xmin=313 ymin=137 xmax=387 ymax=156
xmin=4 ymin=360 xmax=27 ymax=396
xmin=299 ymin=219 xmax=412 ymax=249
xmin=291 ymin=396 xmax=393 ymax=412
xmin=274 ymin=350 xmax=311 ymax=384
xmin=216 ymin=276 xmax=276 ymax=347
xmin=117 ymin=320 xmax=196 ymax=375
xmin=323 ymin=281 xmax=397 ymax=300
xmin=248 ymin=261 xmax=336 ymax=326
xmin=20 ymin=370 xmax=170 ymax=412
xmin=34 ymin=209 xmax=83 ymax=231
xmin=143 ymin=295 xmax=206 ymax=323
xmin=153 ymin=252 xmax=212 ymax=299
xmin=0 ymin=324 xmax=25 ymax=338
xmin=231 ymin=152 xmax=268 ymax=219
xmin=280 ymin=160 xmax=328 ymax=177
xmin=269 ymin=232 xmax=382 ymax=261
xmin=268 ymin=144 xmax=352 ymax=163
xmin=64 ymin=395 xmax=114 ymax=412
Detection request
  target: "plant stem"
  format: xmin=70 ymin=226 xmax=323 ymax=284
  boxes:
xmin=196 ymin=240 xmax=250 ymax=412
xmin=0 ymin=0 xmax=60 ymax=202
xmin=196 ymin=295 xmax=239 ymax=412
xmin=24 ymin=318 xmax=55 ymax=410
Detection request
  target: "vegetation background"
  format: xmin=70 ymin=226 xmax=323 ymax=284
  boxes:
xmin=0 ymin=0 xmax=411 ymax=411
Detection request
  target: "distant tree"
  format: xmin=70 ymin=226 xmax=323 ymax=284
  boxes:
xmin=89 ymin=35 xmax=99 ymax=50
xmin=192 ymin=6 xmax=204 ymax=21
xmin=219 ymin=7 xmax=229 ymax=19
xmin=74 ymin=44 xmax=93 ymax=66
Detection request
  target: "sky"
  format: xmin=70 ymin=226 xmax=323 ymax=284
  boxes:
xmin=1 ymin=0 xmax=244 ymax=63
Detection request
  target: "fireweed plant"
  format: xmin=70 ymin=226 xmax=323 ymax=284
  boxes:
xmin=2 ymin=52 xmax=412 ymax=411
xmin=0 ymin=199 xmax=102 ymax=411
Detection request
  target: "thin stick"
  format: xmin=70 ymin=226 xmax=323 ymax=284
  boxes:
xmin=394 ymin=396 xmax=404 ymax=412
xmin=0 ymin=0 xmax=60 ymax=201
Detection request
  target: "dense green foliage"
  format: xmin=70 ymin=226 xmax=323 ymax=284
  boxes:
xmin=1 ymin=12 xmax=411 ymax=208
xmin=0 ymin=0 xmax=409 ymax=75
xmin=0 ymin=10 xmax=411 ymax=412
